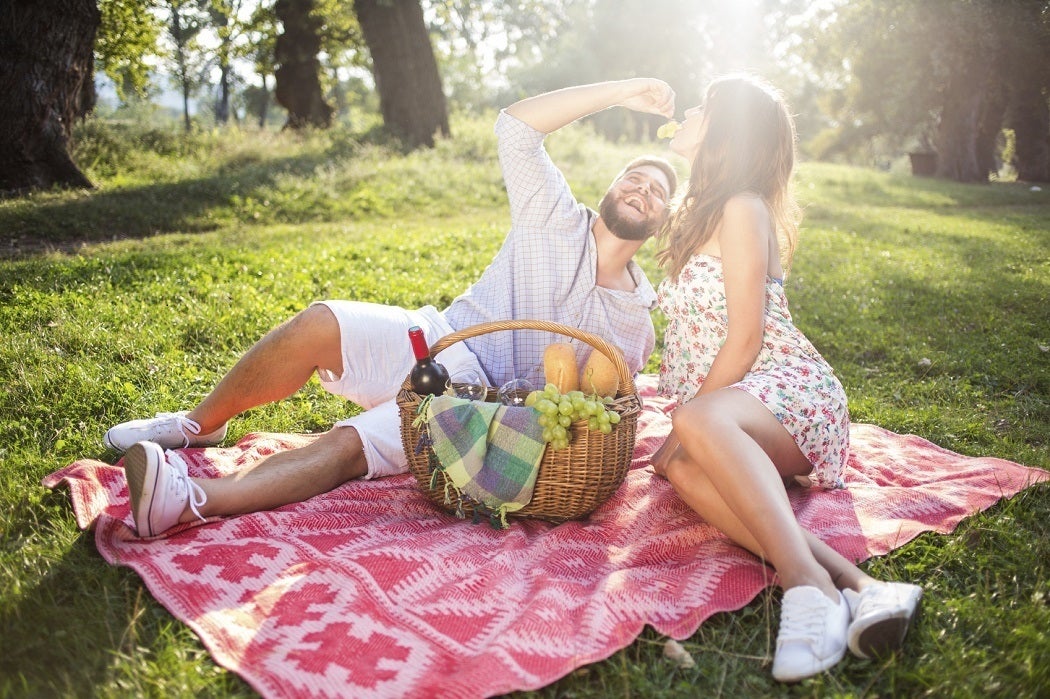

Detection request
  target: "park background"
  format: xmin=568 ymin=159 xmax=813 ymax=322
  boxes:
xmin=1 ymin=0 xmax=1048 ymax=697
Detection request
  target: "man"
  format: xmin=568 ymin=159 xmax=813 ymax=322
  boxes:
xmin=106 ymin=78 xmax=679 ymax=537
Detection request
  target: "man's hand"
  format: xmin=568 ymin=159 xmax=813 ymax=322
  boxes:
xmin=650 ymin=431 xmax=681 ymax=479
xmin=618 ymin=78 xmax=676 ymax=120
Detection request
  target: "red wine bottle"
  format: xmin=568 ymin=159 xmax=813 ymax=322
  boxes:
xmin=408 ymin=326 xmax=450 ymax=396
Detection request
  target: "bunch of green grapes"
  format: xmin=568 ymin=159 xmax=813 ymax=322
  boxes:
xmin=525 ymin=383 xmax=621 ymax=450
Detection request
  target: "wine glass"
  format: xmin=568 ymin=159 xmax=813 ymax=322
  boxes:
xmin=449 ymin=368 xmax=487 ymax=401
xmin=498 ymin=378 xmax=535 ymax=407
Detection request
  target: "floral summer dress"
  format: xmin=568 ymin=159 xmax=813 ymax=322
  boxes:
xmin=657 ymin=254 xmax=849 ymax=488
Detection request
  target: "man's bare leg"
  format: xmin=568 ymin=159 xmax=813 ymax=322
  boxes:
xmin=186 ymin=304 xmax=345 ymax=435
xmin=174 ymin=426 xmax=368 ymax=522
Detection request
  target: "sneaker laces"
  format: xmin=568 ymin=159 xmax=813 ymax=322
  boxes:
xmin=166 ymin=450 xmax=208 ymax=523
xmin=155 ymin=412 xmax=203 ymax=448
xmin=779 ymin=596 xmax=830 ymax=647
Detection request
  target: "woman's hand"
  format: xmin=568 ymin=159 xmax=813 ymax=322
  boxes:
xmin=650 ymin=431 xmax=681 ymax=479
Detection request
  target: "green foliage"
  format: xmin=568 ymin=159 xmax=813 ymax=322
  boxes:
xmin=1 ymin=119 xmax=1048 ymax=697
xmin=313 ymin=0 xmax=363 ymax=62
xmin=799 ymin=0 xmax=1050 ymax=168
xmin=96 ymin=0 xmax=164 ymax=100
xmin=428 ymin=0 xmax=570 ymax=111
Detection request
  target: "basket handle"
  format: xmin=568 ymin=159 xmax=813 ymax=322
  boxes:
xmin=427 ymin=319 xmax=637 ymax=398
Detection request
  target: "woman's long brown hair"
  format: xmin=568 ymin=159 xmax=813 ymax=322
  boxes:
xmin=657 ymin=75 xmax=801 ymax=280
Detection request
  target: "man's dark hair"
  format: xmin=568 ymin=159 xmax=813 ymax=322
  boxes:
xmin=614 ymin=156 xmax=678 ymax=199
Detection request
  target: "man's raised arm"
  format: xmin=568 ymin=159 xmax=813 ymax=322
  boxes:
xmin=504 ymin=78 xmax=675 ymax=135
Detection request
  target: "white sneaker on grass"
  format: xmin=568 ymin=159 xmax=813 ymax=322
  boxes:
xmin=771 ymin=586 xmax=850 ymax=683
xmin=844 ymin=581 xmax=923 ymax=658
xmin=124 ymin=441 xmax=208 ymax=537
xmin=104 ymin=411 xmax=227 ymax=452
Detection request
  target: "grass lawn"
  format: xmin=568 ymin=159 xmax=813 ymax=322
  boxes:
xmin=1 ymin=117 xmax=1048 ymax=697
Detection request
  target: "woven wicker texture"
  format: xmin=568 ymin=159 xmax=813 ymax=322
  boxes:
xmin=396 ymin=320 xmax=640 ymax=522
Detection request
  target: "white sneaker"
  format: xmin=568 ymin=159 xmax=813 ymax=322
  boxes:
xmin=771 ymin=586 xmax=850 ymax=683
xmin=844 ymin=582 xmax=923 ymax=658
xmin=104 ymin=411 xmax=227 ymax=452
xmin=124 ymin=441 xmax=208 ymax=537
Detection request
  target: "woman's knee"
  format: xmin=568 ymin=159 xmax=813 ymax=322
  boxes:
xmin=671 ymin=397 xmax=730 ymax=450
xmin=662 ymin=448 xmax=700 ymax=491
xmin=675 ymin=390 xmax=811 ymax=478
xmin=662 ymin=450 xmax=726 ymax=514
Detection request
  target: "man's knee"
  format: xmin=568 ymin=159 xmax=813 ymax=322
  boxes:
xmin=287 ymin=304 xmax=343 ymax=376
xmin=314 ymin=426 xmax=369 ymax=482
xmin=289 ymin=304 xmax=339 ymax=340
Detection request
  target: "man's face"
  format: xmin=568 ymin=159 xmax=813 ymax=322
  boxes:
xmin=599 ymin=165 xmax=673 ymax=241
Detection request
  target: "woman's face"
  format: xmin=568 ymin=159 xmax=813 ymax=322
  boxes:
xmin=669 ymin=103 xmax=705 ymax=161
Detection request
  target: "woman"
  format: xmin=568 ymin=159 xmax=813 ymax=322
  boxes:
xmin=651 ymin=75 xmax=922 ymax=683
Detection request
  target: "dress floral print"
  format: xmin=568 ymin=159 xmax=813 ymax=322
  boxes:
xmin=658 ymin=254 xmax=849 ymax=489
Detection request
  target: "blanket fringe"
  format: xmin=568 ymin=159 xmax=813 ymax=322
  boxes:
xmin=413 ymin=394 xmax=511 ymax=527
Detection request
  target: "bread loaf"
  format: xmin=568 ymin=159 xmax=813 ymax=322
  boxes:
xmin=543 ymin=342 xmax=579 ymax=393
xmin=580 ymin=348 xmax=620 ymax=397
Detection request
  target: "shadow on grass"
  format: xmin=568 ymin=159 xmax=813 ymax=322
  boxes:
xmin=798 ymin=163 xmax=1050 ymax=211
xmin=782 ymin=202 xmax=1050 ymax=456
xmin=0 ymin=487 xmax=254 ymax=696
xmin=0 ymin=489 xmax=135 ymax=692
xmin=0 ymin=150 xmax=338 ymax=259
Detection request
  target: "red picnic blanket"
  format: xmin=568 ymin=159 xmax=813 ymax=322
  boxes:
xmin=44 ymin=376 xmax=1048 ymax=698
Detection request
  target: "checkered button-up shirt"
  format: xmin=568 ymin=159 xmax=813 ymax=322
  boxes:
xmin=442 ymin=110 xmax=657 ymax=389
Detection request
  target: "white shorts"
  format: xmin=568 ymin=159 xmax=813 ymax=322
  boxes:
xmin=312 ymin=300 xmax=484 ymax=479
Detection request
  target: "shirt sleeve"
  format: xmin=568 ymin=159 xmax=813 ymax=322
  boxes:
xmin=495 ymin=110 xmax=588 ymax=233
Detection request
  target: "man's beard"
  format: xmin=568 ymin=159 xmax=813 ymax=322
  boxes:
xmin=599 ymin=192 xmax=656 ymax=241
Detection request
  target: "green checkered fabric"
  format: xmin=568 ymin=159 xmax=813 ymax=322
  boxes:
xmin=420 ymin=395 xmax=547 ymax=528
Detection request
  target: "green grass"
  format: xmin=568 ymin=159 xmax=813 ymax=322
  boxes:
xmin=1 ymin=117 xmax=1048 ymax=697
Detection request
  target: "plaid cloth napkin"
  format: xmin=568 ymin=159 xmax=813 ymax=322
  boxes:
xmin=418 ymin=395 xmax=547 ymax=528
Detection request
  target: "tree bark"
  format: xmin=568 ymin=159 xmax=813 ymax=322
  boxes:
xmin=167 ymin=2 xmax=196 ymax=133
xmin=976 ymin=72 xmax=1008 ymax=180
xmin=936 ymin=60 xmax=991 ymax=183
xmin=274 ymin=0 xmax=332 ymax=129
xmin=0 ymin=0 xmax=98 ymax=193
xmin=259 ymin=73 xmax=270 ymax=129
xmin=1008 ymin=85 xmax=1050 ymax=183
xmin=355 ymin=0 xmax=450 ymax=149
xmin=215 ymin=63 xmax=231 ymax=124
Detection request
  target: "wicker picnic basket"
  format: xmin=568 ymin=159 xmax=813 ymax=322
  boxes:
xmin=396 ymin=319 xmax=641 ymax=524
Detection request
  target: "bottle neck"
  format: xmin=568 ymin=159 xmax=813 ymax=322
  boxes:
xmin=408 ymin=327 xmax=430 ymax=361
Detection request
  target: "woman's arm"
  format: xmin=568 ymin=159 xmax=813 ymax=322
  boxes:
xmin=693 ymin=194 xmax=771 ymax=398
xmin=651 ymin=195 xmax=771 ymax=476
xmin=505 ymin=78 xmax=674 ymax=134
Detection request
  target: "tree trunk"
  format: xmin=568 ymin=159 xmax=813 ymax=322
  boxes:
xmin=215 ymin=63 xmax=231 ymax=124
xmin=273 ymin=0 xmax=332 ymax=129
xmin=975 ymin=73 xmax=1008 ymax=180
xmin=259 ymin=73 xmax=270 ymax=129
xmin=212 ymin=5 xmax=232 ymax=125
xmin=936 ymin=61 xmax=991 ymax=183
xmin=0 ymin=0 xmax=98 ymax=193
xmin=182 ymin=82 xmax=192 ymax=133
xmin=1008 ymin=85 xmax=1050 ymax=183
xmin=355 ymin=0 xmax=449 ymax=149
xmin=169 ymin=3 xmax=194 ymax=133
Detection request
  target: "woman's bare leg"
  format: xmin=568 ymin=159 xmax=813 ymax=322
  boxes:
xmin=668 ymin=389 xmax=840 ymax=598
xmin=662 ymin=449 xmax=876 ymax=592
